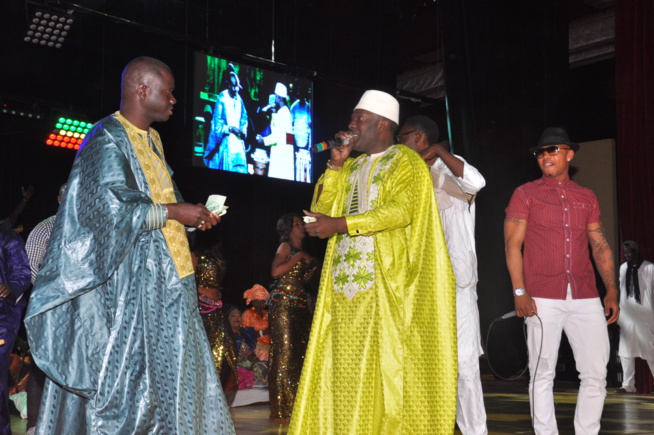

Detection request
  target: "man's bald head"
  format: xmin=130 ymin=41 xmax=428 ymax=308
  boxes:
xmin=119 ymin=56 xmax=176 ymax=130
xmin=121 ymin=57 xmax=172 ymax=98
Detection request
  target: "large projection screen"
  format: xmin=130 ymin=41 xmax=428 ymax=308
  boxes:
xmin=192 ymin=52 xmax=314 ymax=183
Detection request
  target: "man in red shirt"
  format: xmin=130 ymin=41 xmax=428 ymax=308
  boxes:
xmin=504 ymin=127 xmax=620 ymax=434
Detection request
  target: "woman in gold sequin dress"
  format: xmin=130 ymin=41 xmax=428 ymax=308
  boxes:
xmin=192 ymin=235 xmax=238 ymax=405
xmin=268 ymin=213 xmax=318 ymax=421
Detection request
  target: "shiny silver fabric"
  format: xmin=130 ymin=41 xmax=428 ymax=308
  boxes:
xmin=25 ymin=115 xmax=235 ymax=434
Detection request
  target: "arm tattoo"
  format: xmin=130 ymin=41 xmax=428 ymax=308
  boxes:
xmin=588 ymin=225 xmax=608 ymax=252
xmin=504 ymin=217 xmax=525 ymax=226
xmin=588 ymin=224 xmax=617 ymax=289
xmin=588 ymin=225 xmax=604 ymax=234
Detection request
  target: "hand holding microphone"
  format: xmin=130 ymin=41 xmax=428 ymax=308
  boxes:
xmin=513 ymin=288 xmax=538 ymax=318
xmin=257 ymin=103 xmax=275 ymax=113
xmin=311 ymin=131 xmax=358 ymax=153
xmin=312 ymin=131 xmax=358 ymax=169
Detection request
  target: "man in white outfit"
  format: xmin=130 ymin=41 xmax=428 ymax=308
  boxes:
xmin=616 ymin=240 xmax=654 ymax=393
xmin=398 ymin=115 xmax=488 ymax=435
xmin=257 ymin=82 xmax=294 ymax=180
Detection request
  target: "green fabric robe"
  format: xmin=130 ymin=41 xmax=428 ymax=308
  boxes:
xmin=289 ymin=145 xmax=458 ymax=434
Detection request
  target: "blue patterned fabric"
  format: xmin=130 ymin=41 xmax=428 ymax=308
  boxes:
xmin=24 ymin=115 xmax=235 ymax=434
xmin=0 ymin=225 xmax=30 ymax=434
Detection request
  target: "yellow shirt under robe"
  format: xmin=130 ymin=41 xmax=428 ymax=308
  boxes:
xmin=289 ymin=145 xmax=458 ymax=434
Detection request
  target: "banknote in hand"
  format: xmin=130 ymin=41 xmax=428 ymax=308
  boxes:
xmin=206 ymin=194 xmax=228 ymax=216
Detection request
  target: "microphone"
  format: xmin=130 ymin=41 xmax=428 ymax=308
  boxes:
xmin=311 ymin=135 xmax=357 ymax=153
xmin=495 ymin=310 xmax=517 ymax=321
xmin=257 ymin=104 xmax=275 ymax=113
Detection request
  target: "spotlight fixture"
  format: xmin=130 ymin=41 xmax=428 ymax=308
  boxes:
xmin=1 ymin=102 xmax=43 ymax=119
xmin=24 ymin=8 xmax=74 ymax=49
xmin=46 ymin=117 xmax=92 ymax=150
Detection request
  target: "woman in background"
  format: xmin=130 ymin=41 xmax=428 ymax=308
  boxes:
xmin=268 ymin=213 xmax=317 ymax=421
xmin=192 ymin=230 xmax=238 ymax=405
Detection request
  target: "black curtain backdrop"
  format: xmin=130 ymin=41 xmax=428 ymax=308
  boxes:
xmin=440 ymin=0 xmax=569 ymax=378
xmin=615 ymin=0 xmax=654 ymax=394
xmin=0 ymin=0 xmax=408 ymax=312
xmin=440 ymin=0 xmax=625 ymax=383
xmin=0 ymin=0 xmax=628 ymax=381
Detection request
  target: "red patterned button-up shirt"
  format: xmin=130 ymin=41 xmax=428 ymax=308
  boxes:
xmin=506 ymin=176 xmax=602 ymax=300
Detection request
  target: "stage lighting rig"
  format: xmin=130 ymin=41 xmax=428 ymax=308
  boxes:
xmin=0 ymin=97 xmax=43 ymax=119
xmin=46 ymin=116 xmax=92 ymax=150
xmin=24 ymin=5 xmax=75 ymax=49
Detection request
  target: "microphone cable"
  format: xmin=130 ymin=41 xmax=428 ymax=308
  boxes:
xmin=485 ymin=311 xmax=543 ymax=430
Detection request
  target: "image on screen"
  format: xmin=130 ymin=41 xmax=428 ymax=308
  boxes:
xmin=192 ymin=52 xmax=313 ymax=183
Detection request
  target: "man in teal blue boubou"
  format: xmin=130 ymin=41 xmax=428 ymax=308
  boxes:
xmin=25 ymin=57 xmax=235 ymax=434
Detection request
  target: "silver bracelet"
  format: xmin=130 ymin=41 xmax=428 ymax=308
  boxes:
xmin=326 ymin=160 xmax=343 ymax=171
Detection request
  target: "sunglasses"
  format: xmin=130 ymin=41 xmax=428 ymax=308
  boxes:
xmin=396 ymin=129 xmax=420 ymax=143
xmin=533 ymin=145 xmax=571 ymax=159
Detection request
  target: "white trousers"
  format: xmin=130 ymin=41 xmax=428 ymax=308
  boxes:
xmin=620 ymin=356 xmax=654 ymax=390
xmin=526 ymin=294 xmax=609 ymax=435
xmin=456 ymin=286 xmax=487 ymax=435
xmin=457 ymin=353 xmax=488 ymax=435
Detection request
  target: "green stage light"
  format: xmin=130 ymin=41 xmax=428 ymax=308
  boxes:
xmin=46 ymin=116 xmax=92 ymax=150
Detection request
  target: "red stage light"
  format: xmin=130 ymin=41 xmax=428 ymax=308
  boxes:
xmin=45 ymin=116 xmax=92 ymax=150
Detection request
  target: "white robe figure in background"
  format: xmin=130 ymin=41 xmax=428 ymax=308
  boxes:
xmin=257 ymin=82 xmax=294 ymax=181
xmin=399 ymin=115 xmax=488 ymax=435
xmin=616 ymin=240 xmax=654 ymax=393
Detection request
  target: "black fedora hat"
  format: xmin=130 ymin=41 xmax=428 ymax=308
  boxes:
xmin=529 ymin=127 xmax=579 ymax=154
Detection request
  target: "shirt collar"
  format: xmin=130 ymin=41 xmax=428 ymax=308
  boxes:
xmin=539 ymin=175 xmax=572 ymax=187
xmin=114 ymin=111 xmax=149 ymax=135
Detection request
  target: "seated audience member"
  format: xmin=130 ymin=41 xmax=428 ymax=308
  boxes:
xmin=227 ymin=305 xmax=269 ymax=406
xmin=242 ymin=284 xmax=271 ymax=362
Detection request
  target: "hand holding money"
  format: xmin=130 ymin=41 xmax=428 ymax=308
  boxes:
xmin=165 ymin=203 xmax=217 ymax=230
xmin=302 ymin=210 xmax=347 ymax=239
xmin=206 ymin=194 xmax=228 ymax=216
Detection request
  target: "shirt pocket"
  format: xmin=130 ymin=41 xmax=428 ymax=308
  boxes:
xmin=570 ymin=201 xmax=592 ymax=228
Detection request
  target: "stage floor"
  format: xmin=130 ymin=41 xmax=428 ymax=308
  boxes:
xmin=10 ymin=377 xmax=654 ymax=434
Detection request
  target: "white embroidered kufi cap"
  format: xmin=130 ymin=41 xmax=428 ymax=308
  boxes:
xmin=354 ymin=90 xmax=399 ymax=124
xmin=274 ymin=82 xmax=288 ymax=99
